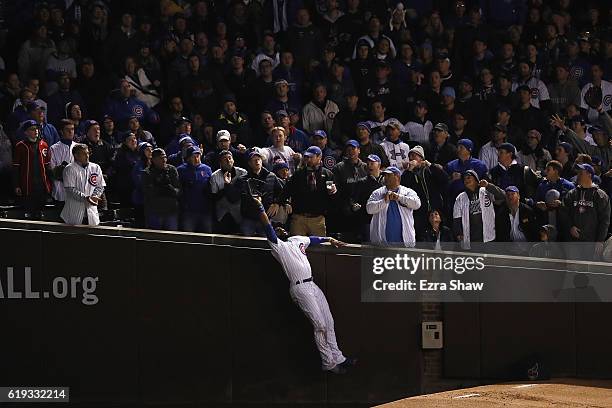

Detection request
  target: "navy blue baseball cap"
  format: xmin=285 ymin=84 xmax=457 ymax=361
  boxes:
xmin=366 ymin=154 xmax=381 ymax=163
xmin=304 ymin=146 xmax=322 ymax=157
xmin=273 ymin=161 xmax=289 ymax=172
xmin=174 ymin=116 xmax=192 ymax=127
xmin=505 ymin=185 xmax=519 ymax=193
xmin=248 ymin=150 xmax=263 ymax=159
xmin=185 ymin=145 xmax=202 ymax=158
xmin=20 ymin=119 xmax=38 ymax=131
xmin=357 ymin=122 xmax=371 ymax=132
xmin=313 ymin=130 xmax=327 ymax=139
xmin=138 ymin=141 xmax=152 ymax=153
xmin=457 ymin=138 xmax=474 ymax=152
xmin=576 ymin=163 xmax=595 ymax=176
xmin=178 ymin=135 xmax=196 ymax=146
xmin=84 ymin=119 xmax=99 ymax=131
xmin=498 ymin=142 xmax=516 ymax=156
xmin=346 ymin=139 xmax=360 ymax=148
xmin=382 ymin=166 xmax=401 ymax=176
xmin=463 ymin=169 xmax=480 ymax=182
xmin=26 ymin=101 xmax=44 ymax=112
xmin=557 ymin=142 xmax=573 ymax=154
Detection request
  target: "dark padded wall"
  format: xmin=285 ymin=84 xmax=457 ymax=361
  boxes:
xmin=0 ymin=228 xmax=423 ymax=406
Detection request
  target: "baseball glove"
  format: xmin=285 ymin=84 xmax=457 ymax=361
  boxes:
xmin=584 ymin=85 xmax=603 ymax=109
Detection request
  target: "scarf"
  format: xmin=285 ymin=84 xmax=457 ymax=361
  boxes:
xmin=306 ymin=167 xmax=318 ymax=191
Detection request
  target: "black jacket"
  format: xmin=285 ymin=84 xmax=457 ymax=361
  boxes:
xmin=561 ymin=185 xmax=611 ymax=242
xmin=426 ymin=141 xmax=457 ymax=167
xmin=401 ymin=163 xmax=449 ymax=232
xmin=143 ymin=164 xmax=181 ymax=215
xmin=358 ymin=142 xmax=390 ymax=167
xmin=417 ymin=225 xmax=456 ymax=251
xmin=490 ymin=162 xmax=541 ymax=202
xmin=354 ymin=174 xmax=384 ymax=224
xmin=332 ymin=159 xmax=368 ymax=216
xmin=237 ymin=167 xmax=285 ymax=220
xmin=495 ymin=203 xmax=539 ymax=242
xmin=282 ymin=165 xmax=335 ymax=216
xmin=83 ymin=138 xmax=115 ymax=174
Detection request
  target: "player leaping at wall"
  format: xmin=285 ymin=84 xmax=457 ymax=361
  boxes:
xmin=255 ymin=198 xmax=357 ymax=374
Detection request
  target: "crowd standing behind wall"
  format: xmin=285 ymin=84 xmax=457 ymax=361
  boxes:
xmin=1 ymin=0 xmax=612 ymax=259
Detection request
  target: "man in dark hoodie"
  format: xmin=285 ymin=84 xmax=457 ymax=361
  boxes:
xmin=401 ymin=145 xmax=449 ymax=235
xmin=143 ymin=148 xmax=181 ymax=231
xmin=237 ymin=150 xmax=285 ymax=236
xmin=332 ymin=139 xmax=368 ymax=241
xmin=561 ymin=163 xmax=610 ymax=260
xmin=354 ymin=154 xmax=385 ymax=242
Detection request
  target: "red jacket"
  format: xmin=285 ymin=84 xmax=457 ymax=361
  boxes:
xmin=12 ymin=139 xmax=51 ymax=195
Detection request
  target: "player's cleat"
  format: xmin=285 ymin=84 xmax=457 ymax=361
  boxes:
xmin=339 ymin=357 xmax=358 ymax=369
xmin=326 ymin=364 xmax=347 ymax=374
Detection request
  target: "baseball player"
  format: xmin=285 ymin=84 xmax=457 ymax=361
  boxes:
xmin=255 ymin=199 xmax=357 ymax=374
xmin=61 ymin=143 xmax=106 ymax=226
xmin=49 ymin=119 xmax=77 ymax=203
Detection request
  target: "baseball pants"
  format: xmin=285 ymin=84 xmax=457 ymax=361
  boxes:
xmin=289 ymin=281 xmax=346 ymax=371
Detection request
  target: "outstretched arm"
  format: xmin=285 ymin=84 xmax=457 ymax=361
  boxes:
xmin=308 ymin=236 xmax=347 ymax=247
xmin=257 ymin=202 xmax=278 ymax=244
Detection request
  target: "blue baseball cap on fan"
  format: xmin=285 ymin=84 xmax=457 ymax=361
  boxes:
xmin=313 ymin=130 xmax=327 ymax=139
xmin=304 ymin=146 xmax=322 ymax=157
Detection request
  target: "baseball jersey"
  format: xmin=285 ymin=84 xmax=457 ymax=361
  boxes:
xmin=580 ymin=80 xmax=612 ymax=123
xmin=380 ymin=139 xmax=411 ymax=171
xmin=404 ymin=120 xmax=433 ymax=145
xmin=512 ymin=77 xmax=550 ymax=109
xmin=262 ymin=145 xmax=297 ymax=174
xmin=49 ymin=140 xmax=76 ymax=201
xmin=269 ymin=236 xmax=312 ymax=283
xmin=60 ymin=161 xmax=106 ymax=225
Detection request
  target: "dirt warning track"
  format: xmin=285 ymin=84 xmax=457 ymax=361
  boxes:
xmin=378 ymin=379 xmax=612 ymax=407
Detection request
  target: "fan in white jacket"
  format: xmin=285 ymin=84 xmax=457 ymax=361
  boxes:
xmin=49 ymin=120 xmax=77 ymax=202
xmin=380 ymin=119 xmax=411 ymax=172
xmin=452 ymin=170 xmax=505 ymax=250
xmin=61 ymin=144 xmax=105 ymax=226
xmin=367 ymin=166 xmax=421 ymax=247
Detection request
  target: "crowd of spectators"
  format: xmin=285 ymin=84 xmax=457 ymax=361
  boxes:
xmin=1 ymin=0 xmax=612 ymax=260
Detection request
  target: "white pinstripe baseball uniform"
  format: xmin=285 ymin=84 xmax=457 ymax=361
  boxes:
xmin=268 ymin=236 xmax=346 ymax=371
xmin=61 ymin=161 xmax=105 ymax=226
xmin=49 ymin=140 xmax=76 ymax=201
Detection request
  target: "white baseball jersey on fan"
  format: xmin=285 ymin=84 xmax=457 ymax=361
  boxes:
xmin=512 ymin=77 xmax=550 ymax=109
xmin=49 ymin=140 xmax=76 ymax=201
xmin=268 ymin=236 xmax=346 ymax=371
xmin=580 ymin=80 xmax=612 ymax=123
xmin=61 ymin=161 xmax=105 ymax=226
